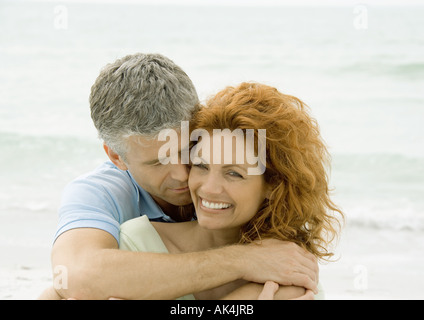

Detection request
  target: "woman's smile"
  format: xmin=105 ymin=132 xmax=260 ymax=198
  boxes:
xmin=199 ymin=197 xmax=234 ymax=212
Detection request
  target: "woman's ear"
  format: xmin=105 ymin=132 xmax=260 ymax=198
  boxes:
xmin=103 ymin=143 xmax=128 ymax=171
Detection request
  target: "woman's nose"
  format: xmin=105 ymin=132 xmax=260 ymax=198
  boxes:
xmin=199 ymin=171 xmax=223 ymax=195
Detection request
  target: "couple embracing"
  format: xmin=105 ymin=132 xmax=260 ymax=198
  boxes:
xmin=40 ymin=53 xmax=342 ymax=300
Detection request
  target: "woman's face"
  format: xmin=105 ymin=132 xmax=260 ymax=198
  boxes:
xmin=188 ymin=131 xmax=270 ymax=232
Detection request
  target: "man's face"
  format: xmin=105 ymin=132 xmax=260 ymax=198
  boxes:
xmin=116 ymin=134 xmax=192 ymax=211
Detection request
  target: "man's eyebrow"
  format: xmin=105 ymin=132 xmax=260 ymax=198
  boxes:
xmin=143 ymin=149 xmax=188 ymax=165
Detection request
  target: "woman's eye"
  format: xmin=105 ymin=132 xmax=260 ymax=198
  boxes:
xmin=228 ymin=171 xmax=243 ymax=178
xmin=193 ymin=163 xmax=208 ymax=170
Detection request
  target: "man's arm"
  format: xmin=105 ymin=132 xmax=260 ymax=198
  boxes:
xmin=52 ymin=228 xmax=240 ymax=300
xmin=52 ymin=229 xmax=318 ymax=300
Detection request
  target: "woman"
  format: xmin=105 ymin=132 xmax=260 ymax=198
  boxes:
xmin=119 ymin=82 xmax=343 ymax=299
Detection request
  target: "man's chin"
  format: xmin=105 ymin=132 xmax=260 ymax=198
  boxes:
xmin=173 ymin=199 xmax=193 ymax=207
xmin=168 ymin=194 xmax=193 ymax=207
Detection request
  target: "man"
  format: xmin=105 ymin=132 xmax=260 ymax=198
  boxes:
xmin=47 ymin=53 xmax=318 ymax=299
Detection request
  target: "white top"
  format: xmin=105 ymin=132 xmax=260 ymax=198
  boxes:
xmin=119 ymin=215 xmax=195 ymax=300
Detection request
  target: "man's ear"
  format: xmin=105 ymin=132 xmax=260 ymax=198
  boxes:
xmin=103 ymin=143 xmax=128 ymax=171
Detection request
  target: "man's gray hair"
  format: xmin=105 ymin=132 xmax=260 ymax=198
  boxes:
xmin=90 ymin=53 xmax=199 ymax=158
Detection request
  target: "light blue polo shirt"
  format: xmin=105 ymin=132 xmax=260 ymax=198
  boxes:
xmin=54 ymin=161 xmax=174 ymax=244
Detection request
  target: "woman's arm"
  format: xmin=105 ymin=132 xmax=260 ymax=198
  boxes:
xmin=257 ymin=281 xmax=279 ymax=300
xmin=220 ymin=281 xmax=309 ymax=300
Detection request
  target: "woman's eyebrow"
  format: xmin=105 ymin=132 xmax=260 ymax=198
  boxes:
xmin=192 ymin=155 xmax=208 ymax=164
xmin=221 ymin=164 xmax=248 ymax=172
xmin=193 ymin=156 xmax=249 ymax=171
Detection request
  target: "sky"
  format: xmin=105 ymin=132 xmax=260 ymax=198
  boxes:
xmin=20 ymin=0 xmax=424 ymax=6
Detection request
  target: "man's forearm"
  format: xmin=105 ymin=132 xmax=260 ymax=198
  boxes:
xmin=56 ymin=245 xmax=245 ymax=300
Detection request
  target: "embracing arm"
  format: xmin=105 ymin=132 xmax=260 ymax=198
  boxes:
xmin=50 ymin=228 xmax=242 ymax=300
xmin=49 ymin=229 xmax=318 ymax=300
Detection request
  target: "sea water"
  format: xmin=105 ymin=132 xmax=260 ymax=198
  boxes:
xmin=1 ymin=1 xmax=424 ymax=298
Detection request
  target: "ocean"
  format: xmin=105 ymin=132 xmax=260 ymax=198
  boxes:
xmin=1 ymin=0 xmax=423 ymax=299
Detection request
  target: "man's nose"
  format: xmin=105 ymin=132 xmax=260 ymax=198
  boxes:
xmin=170 ymin=163 xmax=189 ymax=182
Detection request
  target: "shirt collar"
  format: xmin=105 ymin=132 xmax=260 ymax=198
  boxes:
xmin=126 ymin=170 xmax=174 ymax=222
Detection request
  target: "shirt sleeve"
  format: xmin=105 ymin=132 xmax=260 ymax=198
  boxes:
xmin=54 ymin=163 xmax=140 ymax=244
xmin=119 ymin=215 xmax=169 ymax=253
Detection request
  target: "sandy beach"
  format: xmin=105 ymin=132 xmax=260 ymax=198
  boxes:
xmin=320 ymin=226 xmax=424 ymax=300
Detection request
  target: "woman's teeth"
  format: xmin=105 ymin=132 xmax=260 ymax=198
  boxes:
xmin=201 ymin=199 xmax=232 ymax=210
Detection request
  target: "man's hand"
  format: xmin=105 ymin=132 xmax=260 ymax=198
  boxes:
xmin=240 ymin=239 xmax=319 ymax=294
xmin=291 ymin=289 xmax=315 ymax=300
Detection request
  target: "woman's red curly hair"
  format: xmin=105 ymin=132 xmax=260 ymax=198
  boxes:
xmin=191 ymin=82 xmax=343 ymax=260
